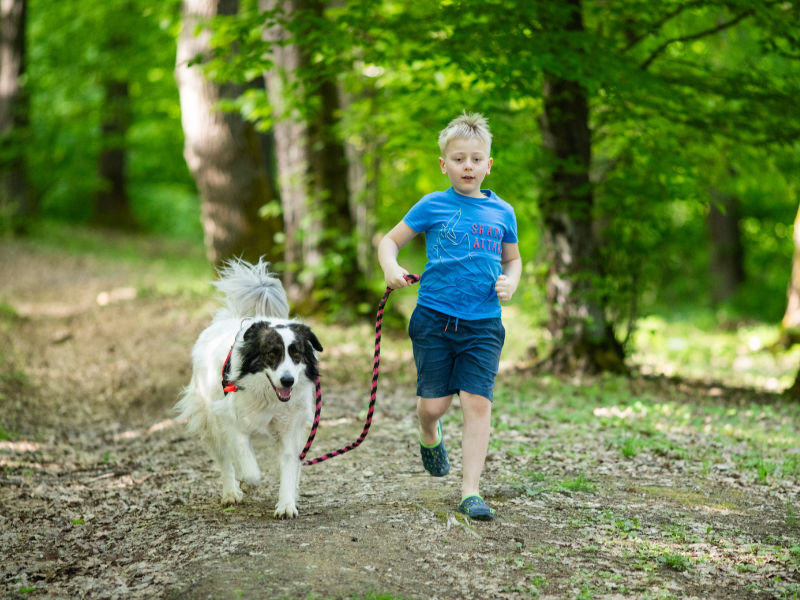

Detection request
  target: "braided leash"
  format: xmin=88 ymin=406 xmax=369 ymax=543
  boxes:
xmin=300 ymin=273 xmax=420 ymax=466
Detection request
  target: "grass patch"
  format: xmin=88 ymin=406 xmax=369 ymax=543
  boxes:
xmin=618 ymin=434 xmax=643 ymax=458
xmin=631 ymin=486 xmax=743 ymax=512
xmin=0 ymin=366 xmax=28 ymax=386
xmin=601 ymin=510 xmax=642 ymax=538
xmin=631 ymin=313 xmax=800 ymax=391
xmin=19 ymin=222 xmax=213 ymax=298
xmin=787 ymin=503 xmax=800 ymax=530
xmin=559 ymin=474 xmax=595 ymax=494
xmin=656 ymin=551 xmax=691 ymax=572
xmin=0 ymin=302 xmax=19 ymax=321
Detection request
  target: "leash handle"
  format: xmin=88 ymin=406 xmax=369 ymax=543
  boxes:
xmin=301 ymin=273 xmax=420 ymax=466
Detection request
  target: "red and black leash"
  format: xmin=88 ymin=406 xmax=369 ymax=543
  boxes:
xmin=300 ymin=273 xmax=420 ymax=466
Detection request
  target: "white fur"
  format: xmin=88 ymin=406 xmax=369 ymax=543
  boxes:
xmin=176 ymin=258 xmax=319 ymax=519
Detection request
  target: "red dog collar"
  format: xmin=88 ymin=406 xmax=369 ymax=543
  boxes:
xmin=221 ymin=343 xmax=238 ymax=394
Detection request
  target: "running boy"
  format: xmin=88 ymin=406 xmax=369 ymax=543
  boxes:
xmin=377 ymin=112 xmax=522 ymax=520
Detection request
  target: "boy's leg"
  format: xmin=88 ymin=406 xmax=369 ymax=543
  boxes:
xmin=417 ymin=395 xmax=452 ymax=446
xmin=459 ymin=391 xmax=492 ymax=499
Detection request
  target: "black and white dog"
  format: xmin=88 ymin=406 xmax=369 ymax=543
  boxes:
xmin=176 ymin=258 xmax=322 ymax=518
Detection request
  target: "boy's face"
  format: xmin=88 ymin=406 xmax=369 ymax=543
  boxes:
xmin=439 ymin=137 xmax=492 ymax=198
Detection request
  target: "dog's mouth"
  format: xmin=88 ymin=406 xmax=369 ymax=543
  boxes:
xmin=266 ymin=374 xmax=292 ymax=402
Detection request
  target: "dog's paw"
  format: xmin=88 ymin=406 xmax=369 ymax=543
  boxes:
xmin=221 ymin=487 xmax=244 ymax=506
xmin=274 ymin=500 xmax=298 ymax=519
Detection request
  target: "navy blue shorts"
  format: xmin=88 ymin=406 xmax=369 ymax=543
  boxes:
xmin=408 ymin=304 xmax=505 ymax=402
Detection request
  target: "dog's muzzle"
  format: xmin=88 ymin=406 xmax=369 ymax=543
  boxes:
xmin=267 ymin=374 xmax=293 ymax=402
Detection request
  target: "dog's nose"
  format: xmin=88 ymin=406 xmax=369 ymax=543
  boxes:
xmin=280 ymin=375 xmax=294 ymax=388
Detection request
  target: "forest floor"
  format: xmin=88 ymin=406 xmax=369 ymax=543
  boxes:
xmin=1 ymin=233 xmax=800 ymax=599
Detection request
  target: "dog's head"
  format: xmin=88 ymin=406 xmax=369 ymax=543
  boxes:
xmin=237 ymin=320 xmax=323 ymax=402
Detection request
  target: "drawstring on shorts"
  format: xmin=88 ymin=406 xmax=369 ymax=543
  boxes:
xmin=444 ymin=315 xmax=459 ymax=332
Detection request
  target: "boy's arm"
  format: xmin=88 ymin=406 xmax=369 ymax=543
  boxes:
xmin=496 ymin=242 xmax=522 ymax=302
xmin=378 ymin=221 xmax=418 ymax=289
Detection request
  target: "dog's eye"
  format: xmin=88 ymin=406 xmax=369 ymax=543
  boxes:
xmin=289 ymin=346 xmax=301 ymax=363
xmin=266 ymin=350 xmax=281 ymax=362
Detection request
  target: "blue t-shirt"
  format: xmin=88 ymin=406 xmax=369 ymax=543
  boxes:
xmin=403 ymin=187 xmax=518 ymax=320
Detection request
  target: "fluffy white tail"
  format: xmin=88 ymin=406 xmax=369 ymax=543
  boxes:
xmin=212 ymin=257 xmax=289 ymax=320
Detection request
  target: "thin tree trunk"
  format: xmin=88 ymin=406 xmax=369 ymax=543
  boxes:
xmin=0 ymin=0 xmax=32 ymax=230
xmin=708 ymin=188 xmax=744 ymax=305
xmin=537 ymin=0 xmax=625 ymax=374
xmin=307 ymin=76 xmax=370 ymax=306
xmin=343 ymin=111 xmax=379 ymax=281
xmin=779 ymin=203 xmax=800 ymax=349
xmin=93 ymin=78 xmax=136 ymax=229
xmin=176 ymin=0 xmax=281 ymax=266
xmin=261 ymin=0 xmax=315 ymax=298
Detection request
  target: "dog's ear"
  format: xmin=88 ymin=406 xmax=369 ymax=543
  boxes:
xmin=291 ymin=323 xmax=323 ymax=352
xmin=304 ymin=327 xmax=323 ymax=352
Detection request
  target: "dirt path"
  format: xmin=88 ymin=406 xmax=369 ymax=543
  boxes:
xmin=1 ymin=237 xmax=799 ymax=599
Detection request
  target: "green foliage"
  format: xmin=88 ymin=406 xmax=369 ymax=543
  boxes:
xmin=560 ymin=474 xmax=596 ymax=493
xmin=263 ymin=0 xmax=799 ymax=326
xmin=656 ymin=552 xmax=691 ymax=572
xmin=14 ymin=0 xmax=800 ymax=333
xmin=631 ymin=312 xmax=800 ymax=389
xmin=0 ymin=303 xmax=19 ymax=321
xmin=26 ymin=0 xmax=200 ymax=238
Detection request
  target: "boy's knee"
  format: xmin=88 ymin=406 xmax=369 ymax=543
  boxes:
xmin=460 ymin=391 xmax=492 ymax=417
xmin=417 ymin=396 xmax=449 ymax=421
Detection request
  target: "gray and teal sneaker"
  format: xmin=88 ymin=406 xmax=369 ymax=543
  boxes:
xmin=419 ymin=419 xmax=450 ymax=477
xmin=458 ymin=494 xmax=495 ymax=520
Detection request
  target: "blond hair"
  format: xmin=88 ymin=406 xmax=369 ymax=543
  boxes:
xmin=438 ymin=111 xmax=492 ymax=156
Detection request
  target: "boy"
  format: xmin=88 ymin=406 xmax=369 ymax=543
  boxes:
xmin=378 ymin=112 xmax=522 ymax=520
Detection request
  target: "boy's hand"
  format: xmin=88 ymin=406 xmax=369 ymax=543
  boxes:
xmin=495 ymin=274 xmax=516 ymax=302
xmin=385 ymin=266 xmax=411 ymax=289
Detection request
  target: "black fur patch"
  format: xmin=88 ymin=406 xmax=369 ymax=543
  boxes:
xmin=289 ymin=323 xmax=322 ymax=381
xmin=239 ymin=322 xmax=285 ymax=378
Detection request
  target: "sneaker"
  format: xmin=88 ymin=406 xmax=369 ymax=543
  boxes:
xmin=458 ymin=494 xmax=495 ymax=521
xmin=419 ymin=419 xmax=450 ymax=477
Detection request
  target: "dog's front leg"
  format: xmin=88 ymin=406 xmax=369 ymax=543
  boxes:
xmin=232 ymin=432 xmax=261 ymax=487
xmin=219 ymin=452 xmax=244 ymax=505
xmin=274 ymin=431 xmax=302 ymax=519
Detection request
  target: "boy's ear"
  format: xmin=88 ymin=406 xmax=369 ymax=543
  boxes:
xmin=487 ymin=157 xmax=493 ymax=173
xmin=439 ymin=156 xmax=446 ymax=173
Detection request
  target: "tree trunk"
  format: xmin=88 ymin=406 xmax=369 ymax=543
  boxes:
xmin=93 ymin=78 xmax=136 ymax=229
xmin=176 ymin=0 xmax=281 ymax=266
xmin=0 ymin=0 xmax=32 ymax=231
xmin=261 ymin=0 xmax=315 ymax=298
xmin=779 ymin=203 xmax=800 ymax=348
xmin=707 ymin=188 xmax=744 ymax=305
xmin=261 ymin=0 xmax=371 ymax=311
xmin=342 ymin=88 xmax=379 ymax=282
xmin=537 ymin=0 xmax=625 ymax=374
xmin=307 ymin=76 xmax=371 ymax=308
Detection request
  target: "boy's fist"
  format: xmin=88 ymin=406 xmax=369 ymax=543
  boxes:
xmin=385 ymin=266 xmax=411 ymax=289
xmin=495 ymin=274 xmax=515 ymax=302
